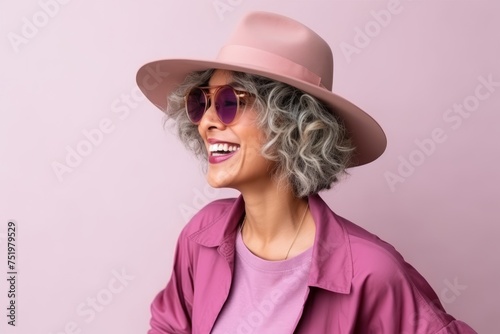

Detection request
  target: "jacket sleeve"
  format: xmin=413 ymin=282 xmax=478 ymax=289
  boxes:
xmin=148 ymin=230 xmax=194 ymax=334
xmin=353 ymin=252 xmax=477 ymax=334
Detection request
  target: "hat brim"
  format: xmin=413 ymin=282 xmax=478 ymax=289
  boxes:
xmin=136 ymin=58 xmax=386 ymax=167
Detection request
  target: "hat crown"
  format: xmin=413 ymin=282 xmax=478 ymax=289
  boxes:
xmin=219 ymin=12 xmax=334 ymax=90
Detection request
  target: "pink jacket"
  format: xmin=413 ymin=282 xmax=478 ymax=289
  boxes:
xmin=148 ymin=194 xmax=477 ymax=333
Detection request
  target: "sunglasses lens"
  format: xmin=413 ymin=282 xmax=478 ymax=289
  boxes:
xmin=186 ymin=88 xmax=206 ymax=123
xmin=215 ymin=86 xmax=239 ymax=124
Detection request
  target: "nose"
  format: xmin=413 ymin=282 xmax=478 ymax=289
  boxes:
xmin=197 ymin=101 xmax=226 ymax=133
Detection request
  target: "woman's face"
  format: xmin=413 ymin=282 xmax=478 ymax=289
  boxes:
xmin=197 ymin=70 xmax=275 ymax=192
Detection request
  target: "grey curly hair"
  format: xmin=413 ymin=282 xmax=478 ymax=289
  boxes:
xmin=164 ymin=69 xmax=355 ymax=197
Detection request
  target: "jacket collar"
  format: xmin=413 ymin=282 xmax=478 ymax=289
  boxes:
xmin=187 ymin=194 xmax=352 ymax=295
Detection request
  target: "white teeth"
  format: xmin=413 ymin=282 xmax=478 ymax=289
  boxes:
xmin=209 ymin=143 xmax=240 ymax=153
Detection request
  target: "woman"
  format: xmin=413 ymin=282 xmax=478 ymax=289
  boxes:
xmin=137 ymin=11 xmax=476 ymax=334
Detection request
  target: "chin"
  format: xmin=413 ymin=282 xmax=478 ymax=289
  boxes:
xmin=206 ymin=172 xmax=233 ymax=189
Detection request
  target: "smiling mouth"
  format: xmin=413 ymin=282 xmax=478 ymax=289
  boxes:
xmin=209 ymin=143 xmax=240 ymax=156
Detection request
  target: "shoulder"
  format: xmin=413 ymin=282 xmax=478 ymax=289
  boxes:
xmin=335 ymin=214 xmax=428 ymax=291
xmin=312 ymin=196 xmax=410 ymax=279
xmin=312 ymin=199 xmax=473 ymax=332
xmin=334 ymin=219 xmax=474 ymax=333
xmin=311 ymin=194 xmax=411 ymax=284
xmin=334 ymin=214 xmax=443 ymax=312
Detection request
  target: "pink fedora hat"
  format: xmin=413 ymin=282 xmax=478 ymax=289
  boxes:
xmin=136 ymin=11 xmax=386 ymax=166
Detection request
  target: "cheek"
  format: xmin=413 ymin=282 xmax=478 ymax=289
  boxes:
xmin=241 ymin=117 xmax=266 ymax=145
xmin=243 ymin=131 xmax=266 ymax=161
xmin=244 ymin=133 xmax=274 ymax=171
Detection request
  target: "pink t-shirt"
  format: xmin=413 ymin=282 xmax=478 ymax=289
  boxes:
xmin=211 ymin=229 xmax=313 ymax=334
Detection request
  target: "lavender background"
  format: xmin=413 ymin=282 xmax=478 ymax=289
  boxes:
xmin=1 ymin=1 xmax=498 ymax=333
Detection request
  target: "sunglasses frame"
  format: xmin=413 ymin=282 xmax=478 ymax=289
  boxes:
xmin=184 ymin=84 xmax=252 ymax=125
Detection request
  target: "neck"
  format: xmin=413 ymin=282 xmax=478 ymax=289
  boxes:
xmin=238 ymin=180 xmax=314 ymax=260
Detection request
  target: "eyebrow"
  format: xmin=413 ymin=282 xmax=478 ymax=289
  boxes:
xmin=201 ymin=82 xmax=246 ymax=92
xmin=205 ymin=81 xmax=239 ymax=87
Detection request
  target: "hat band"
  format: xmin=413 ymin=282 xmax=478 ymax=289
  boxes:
xmin=217 ymin=45 xmax=322 ymax=87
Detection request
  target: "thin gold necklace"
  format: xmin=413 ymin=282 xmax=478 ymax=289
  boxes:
xmin=241 ymin=203 xmax=309 ymax=260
